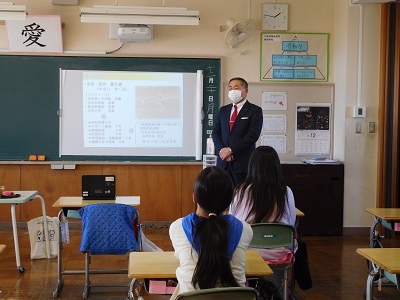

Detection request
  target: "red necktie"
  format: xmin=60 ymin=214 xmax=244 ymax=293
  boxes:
xmin=230 ymin=104 xmax=238 ymax=131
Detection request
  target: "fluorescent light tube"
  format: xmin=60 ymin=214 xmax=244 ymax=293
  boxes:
xmin=352 ymin=0 xmax=393 ymax=3
xmin=80 ymin=5 xmax=199 ymax=26
xmin=0 ymin=3 xmax=26 ymax=20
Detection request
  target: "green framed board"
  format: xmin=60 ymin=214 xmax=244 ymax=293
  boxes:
xmin=0 ymin=55 xmax=220 ymax=161
xmin=260 ymin=32 xmax=329 ymax=82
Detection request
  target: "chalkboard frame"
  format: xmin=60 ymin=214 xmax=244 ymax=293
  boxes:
xmin=0 ymin=55 xmax=220 ymax=162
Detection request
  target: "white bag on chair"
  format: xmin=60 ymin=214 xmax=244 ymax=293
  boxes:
xmin=27 ymin=216 xmax=59 ymax=259
xmin=138 ymin=225 xmax=163 ymax=252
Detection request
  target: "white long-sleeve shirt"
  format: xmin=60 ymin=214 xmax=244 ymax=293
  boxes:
xmin=230 ymin=186 xmax=296 ymax=261
xmin=169 ymin=216 xmax=253 ymax=299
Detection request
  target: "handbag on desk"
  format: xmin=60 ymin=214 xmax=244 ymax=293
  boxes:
xmin=294 ymin=233 xmax=313 ymax=290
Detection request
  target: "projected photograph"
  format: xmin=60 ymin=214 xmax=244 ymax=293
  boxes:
xmin=295 ymin=103 xmax=331 ymax=156
xmin=296 ymin=105 xmax=330 ymax=130
xmin=135 ymin=86 xmax=181 ymax=119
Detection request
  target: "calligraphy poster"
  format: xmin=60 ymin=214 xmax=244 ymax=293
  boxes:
xmin=260 ymin=32 xmax=329 ymax=82
xmin=6 ymin=15 xmax=63 ymax=53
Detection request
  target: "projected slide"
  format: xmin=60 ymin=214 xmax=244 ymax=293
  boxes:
xmin=60 ymin=70 xmax=200 ymax=157
xmin=83 ymin=72 xmax=182 ymax=148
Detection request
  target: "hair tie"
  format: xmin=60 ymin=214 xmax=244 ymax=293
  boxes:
xmin=208 ymin=213 xmax=217 ymax=217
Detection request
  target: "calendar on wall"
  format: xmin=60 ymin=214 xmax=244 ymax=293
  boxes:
xmin=295 ymin=103 xmax=331 ymax=156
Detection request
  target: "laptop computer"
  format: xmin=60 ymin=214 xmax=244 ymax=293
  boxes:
xmin=82 ymin=175 xmax=116 ymax=200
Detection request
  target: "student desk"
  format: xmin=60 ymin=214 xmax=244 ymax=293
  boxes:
xmin=0 ymin=191 xmax=50 ymax=273
xmin=295 ymin=208 xmax=305 ymax=228
xmin=356 ymin=248 xmax=400 ymax=300
xmin=365 ymin=208 xmax=400 ymax=248
xmin=52 ymin=196 xmax=140 ymax=298
xmin=127 ymin=250 xmax=273 ymax=298
xmin=53 ymin=196 xmax=141 ymax=208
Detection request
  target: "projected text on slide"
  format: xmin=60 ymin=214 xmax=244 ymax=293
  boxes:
xmin=60 ymin=70 xmax=199 ymax=157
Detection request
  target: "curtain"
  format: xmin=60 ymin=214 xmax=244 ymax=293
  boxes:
xmin=377 ymin=3 xmax=400 ymax=209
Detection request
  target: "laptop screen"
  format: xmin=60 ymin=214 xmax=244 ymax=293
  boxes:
xmin=82 ymin=175 xmax=116 ymax=200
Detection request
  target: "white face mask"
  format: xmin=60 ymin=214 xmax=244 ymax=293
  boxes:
xmin=228 ymin=89 xmax=243 ymax=103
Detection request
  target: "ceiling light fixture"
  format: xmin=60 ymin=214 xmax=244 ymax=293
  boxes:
xmin=80 ymin=5 xmax=200 ymax=26
xmin=0 ymin=2 xmax=27 ymax=20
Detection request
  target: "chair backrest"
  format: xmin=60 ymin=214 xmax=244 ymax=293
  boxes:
xmin=249 ymin=223 xmax=295 ymax=250
xmin=175 ymin=287 xmax=258 ymax=300
xmin=79 ymin=203 xmax=139 ymax=255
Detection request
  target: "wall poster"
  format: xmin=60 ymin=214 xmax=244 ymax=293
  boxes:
xmin=260 ymin=32 xmax=329 ymax=82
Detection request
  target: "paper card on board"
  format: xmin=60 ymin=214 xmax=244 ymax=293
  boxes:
xmin=6 ymin=15 xmax=63 ymax=53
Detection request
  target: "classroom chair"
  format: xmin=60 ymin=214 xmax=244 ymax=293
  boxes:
xmin=249 ymin=223 xmax=295 ymax=300
xmin=79 ymin=203 xmax=141 ymax=299
xmin=175 ymin=287 xmax=258 ymax=300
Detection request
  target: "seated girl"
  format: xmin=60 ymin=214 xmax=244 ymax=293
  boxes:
xmin=230 ymin=145 xmax=296 ymax=261
xmin=169 ymin=166 xmax=253 ymax=299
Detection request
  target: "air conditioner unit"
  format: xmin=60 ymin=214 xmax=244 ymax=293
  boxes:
xmin=117 ymin=24 xmax=153 ymax=43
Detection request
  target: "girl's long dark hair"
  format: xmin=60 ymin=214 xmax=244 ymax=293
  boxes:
xmin=191 ymin=167 xmax=239 ymax=289
xmin=232 ymin=146 xmax=288 ymax=223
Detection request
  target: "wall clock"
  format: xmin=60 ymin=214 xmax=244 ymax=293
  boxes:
xmin=262 ymin=3 xmax=288 ymax=31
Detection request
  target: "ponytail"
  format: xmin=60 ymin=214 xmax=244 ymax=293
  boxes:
xmin=190 ymin=167 xmax=237 ymax=289
xmin=191 ymin=216 xmax=239 ymax=289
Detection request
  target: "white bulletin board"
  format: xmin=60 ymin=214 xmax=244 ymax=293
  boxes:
xmin=223 ymin=82 xmax=334 ymax=162
xmin=260 ymin=32 xmax=329 ymax=82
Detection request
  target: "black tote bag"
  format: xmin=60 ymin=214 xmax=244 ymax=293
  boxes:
xmin=294 ymin=235 xmax=313 ymax=290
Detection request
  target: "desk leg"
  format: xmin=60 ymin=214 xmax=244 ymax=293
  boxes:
xmin=369 ymin=217 xmax=381 ymax=248
xmin=366 ymin=269 xmax=377 ymax=300
xmin=369 ymin=217 xmax=382 ymax=273
xmin=53 ymin=210 xmax=64 ymax=298
xmin=36 ymin=195 xmax=51 ymax=259
xmin=10 ymin=204 xmax=24 ymax=273
xmin=128 ymin=278 xmax=145 ymax=300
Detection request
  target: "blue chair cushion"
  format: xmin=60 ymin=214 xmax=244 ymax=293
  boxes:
xmin=79 ymin=203 xmax=139 ymax=255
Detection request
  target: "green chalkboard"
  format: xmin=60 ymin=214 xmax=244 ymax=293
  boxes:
xmin=0 ymin=55 xmax=220 ymax=161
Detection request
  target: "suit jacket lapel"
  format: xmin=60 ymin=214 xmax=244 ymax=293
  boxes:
xmin=238 ymin=101 xmax=250 ymax=118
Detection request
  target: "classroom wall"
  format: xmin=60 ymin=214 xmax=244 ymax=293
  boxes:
xmin=0 ymin=0 xmax=381 ymax=230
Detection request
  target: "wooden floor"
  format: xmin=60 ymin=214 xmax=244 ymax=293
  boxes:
xmin=0 ymin=227 xmax=399 ymax=300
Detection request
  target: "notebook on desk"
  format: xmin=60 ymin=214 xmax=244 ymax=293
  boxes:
xmin=82 ymin=175 xmax=116 ymax=200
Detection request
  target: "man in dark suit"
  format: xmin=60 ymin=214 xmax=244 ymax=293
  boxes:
xmin=212 ymin=77 xmax=263 ymax=186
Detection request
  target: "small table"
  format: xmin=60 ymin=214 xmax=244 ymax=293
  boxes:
xmin=52 ymin=196 xmax=140 ymax=298
xmin=356 ymin=248 xmax=400 ymax=300
xmin=0 ymin=191 xmax=50 ymax=273
xmin=128 ymin=250 xmax=273 ymax=298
